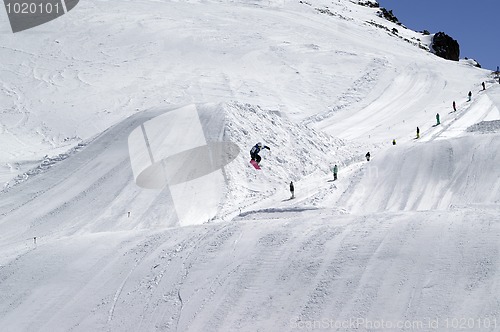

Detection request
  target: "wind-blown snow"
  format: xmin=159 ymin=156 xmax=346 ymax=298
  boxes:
xmin=1 ymin=0 xmax=499 ymax=330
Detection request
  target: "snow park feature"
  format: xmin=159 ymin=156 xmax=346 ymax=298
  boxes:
xmin=0 ymin=0 xmax=499 ymax=331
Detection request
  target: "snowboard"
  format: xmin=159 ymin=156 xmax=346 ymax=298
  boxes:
xmin=250 ymin=159 xmax=261 ymax=170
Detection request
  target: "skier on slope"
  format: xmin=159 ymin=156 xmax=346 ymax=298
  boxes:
xmin=365 ymin=152 xmax=371 ymax=161
xmin=468 ymin=91 xmax=472 ymax=102
xmin=289 ymin=181 xmax=295 ymax=199
xmin=250 ymin=142 xmax=270 ymax=164
xmin=416 ymin=126 xmax=420 ymax=139
xmin=332 ymin=164 xmax=338 ymax=181
xmin=482 ymin=82 xmax=486 ymax=90
xmin=453 ymin=101 xmax=457 ymax=112
xmin=436 ymin=113 xmax=440 ymax=125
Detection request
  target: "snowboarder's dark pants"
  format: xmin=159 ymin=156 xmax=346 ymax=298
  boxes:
xmin=334 ymin=173 xmax=337 ymax=181
xmin=251 ymin=153 xmax=261 ymax=163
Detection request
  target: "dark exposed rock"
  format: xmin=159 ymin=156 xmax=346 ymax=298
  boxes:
xmin=432 ymin=32 xmax=460 ymax=61
xmin=422 ymin=30 xmax=431 ymax=35
xmin=378 ymin=7 xmax=400 ymax=25
xmin=357 ymin=0 xmax=379 ymax=8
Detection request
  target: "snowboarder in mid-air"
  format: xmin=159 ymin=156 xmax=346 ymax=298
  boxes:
xmin=250 ymin=142 xmax=270 ymax=168
xmin=289 ymin=181 xmax=295 ymax=199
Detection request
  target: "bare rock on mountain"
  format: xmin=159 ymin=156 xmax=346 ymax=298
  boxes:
xmin=378 ymin=7 xmax=400 ymax=25
xmin=432 ymin=32 xmax=460 ymax=61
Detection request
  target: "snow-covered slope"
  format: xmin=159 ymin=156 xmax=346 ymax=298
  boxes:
xmin=0 ymin=0 xmax=490 ymax=181
xmin=0 ymin=101 xmax=353 ymax=244
xmin=1 ymin=0 xmax=499 ymax=330
xmin=339 ymin=134 xmax=500 ymax=213
xmin=1 ymin=208 xmax=499 ymax=331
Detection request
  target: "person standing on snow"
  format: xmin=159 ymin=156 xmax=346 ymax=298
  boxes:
xmin=468 ymin=91 xmax=472 ymax=102
xmin=250 ymin=142 xmax=270 ymax=164
xmin=392 ymin=139 xmax=396 ymax=145
xmin=416 ymin=126 xmax=420 ymax=139
xmin=453 ymin=101 xmax=457 ymax=112
xmin=482 ymin=82 xmax=486 ymax=90
xmin=289 ymin=181 xmax=295 ymax=199
xmin=436 ymin=113 xmax=440 ymax=125
xmin=332 ymin=164 xmax=338 ymax=181
xmin=365 ymin=152 xmax=371 ymax=161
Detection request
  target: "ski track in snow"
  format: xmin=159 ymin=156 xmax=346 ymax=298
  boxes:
xmin=1 ymin=210 xmax=499 ymax=331
xmin=421 ymin=91 xmax=499 ymax=142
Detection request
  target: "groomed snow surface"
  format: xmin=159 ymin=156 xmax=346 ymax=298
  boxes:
xmin=1 ymin=0 xmax=500 ymax=331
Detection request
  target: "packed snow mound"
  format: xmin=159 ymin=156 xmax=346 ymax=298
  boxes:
xmin=219 ymin=102 xmax=361 ymax=217
xmin=339 ymin=135 xmax=500 ymax=213
xmin=0 ymin=102 xmax=355 ymax=246
xmin=0 ymin=107 xmax=179 ymax=247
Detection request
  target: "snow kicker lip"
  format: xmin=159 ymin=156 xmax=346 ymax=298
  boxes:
xmin=4 ymin=0 xmax=80 ymax=33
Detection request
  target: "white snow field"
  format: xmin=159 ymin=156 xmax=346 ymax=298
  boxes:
xmin=1 ymin=0 xmax=500 ymax=331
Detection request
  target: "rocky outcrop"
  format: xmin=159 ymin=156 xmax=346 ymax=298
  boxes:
xmin=357 ymin=0 xmax=379 ymax=8
xmin=378 ymin=8 xmax=400 ymax=25
xmin=432 ymin=32 xmax=460 ymax=61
